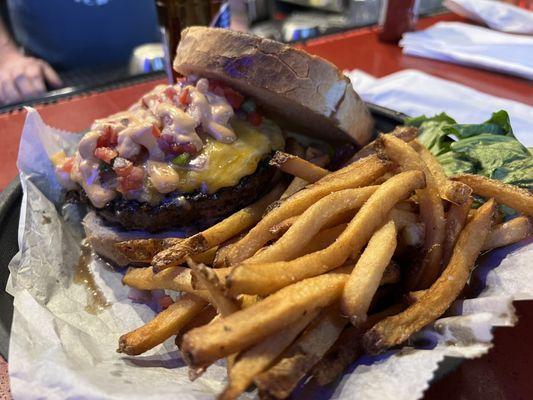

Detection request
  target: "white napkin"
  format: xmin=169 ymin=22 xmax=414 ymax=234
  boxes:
xmin=400 ymin=22 xmax=533 ymax=80
xmin=444 ymin=0 xmax=533 ymax=34
xmin=345 ymin=69 xmax=533 ymax=146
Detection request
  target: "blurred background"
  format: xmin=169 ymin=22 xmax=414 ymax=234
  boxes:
xmin=0 ymin=0 xmax=530 ymax=111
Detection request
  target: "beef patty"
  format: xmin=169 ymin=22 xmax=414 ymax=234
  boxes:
xmin=83 ymin=156 xmax=277 ymax=232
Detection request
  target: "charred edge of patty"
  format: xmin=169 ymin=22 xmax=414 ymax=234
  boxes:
xmin=78 ymin=155 xmax=278 ymax=232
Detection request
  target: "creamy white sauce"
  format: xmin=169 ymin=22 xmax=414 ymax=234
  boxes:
xmin=60 ymin=78 xmax=239 ymax=208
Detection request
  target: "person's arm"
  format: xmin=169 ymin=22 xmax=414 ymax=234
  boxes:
xmin=0 ymin=17 xmax=62 ymax=105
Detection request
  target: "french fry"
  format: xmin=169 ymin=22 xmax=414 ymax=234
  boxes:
xmin=452 ymin=174 xmax=533 ymax=216
xmin=482 ymin=216 xmax=532 ymax=251
xmin=348 ymin=125 xmax=419 ymax=164
xmin=223 ymin=154 xmax=392 ymax=266
xmin=341 ymin=220 xmax=397 ymax=325
xmin=390 ymin=208 xmax=418 ymax=230
xmin=442 ymin=197 xmax=473 ymax=265
xmin=122 ymin=266 xmax=232 ymax=301
xmin=312 ymin=303 xmax=405 ymax=386
xmin=246 ymin=186 xmax=378 ymax=264
xmin=151 ymin=183 xmax=286 ymax=271
xmin=219 ymin=310 xmax=320 ymax=400
xmin=268 ymin=215 xmax=299 ymax=238
xmin=226 ymin=171 xmax=425 ymax=296
xmin=270 ymin=151 xmax=330 ymax=183
xmin=411 ymin=140 xmax=472 ymax=205
xmin=404 ymin=290 xmax=426 ymax=305
xmin=117 ymin=293 xmax=207 ymax=355
xmin=254 ymin=308 xmax=346 ymax=399
xmin=294 ymin=224 xmax=347 ymax=256
xmin=181 ymin=268 xmax=351 ymax=368
xmin=378 ymin=134 xmax=446 ymax=290
xmin=123 ymin=266 xmax=209 ymax=300
xmin=363 ymin=199 xmax=496 ymax=354
xmin=187 ymin=258 xmax=239 ymax=316
xmin=175 ymin=305 xmax=218 ymax=348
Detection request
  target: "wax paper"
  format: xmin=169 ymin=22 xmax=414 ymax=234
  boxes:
xmin=6 ymin=108 xmax=533 ymax=399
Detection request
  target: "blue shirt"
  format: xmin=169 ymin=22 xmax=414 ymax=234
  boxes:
xmin=8 ymin=0 xmax=161 ymax=69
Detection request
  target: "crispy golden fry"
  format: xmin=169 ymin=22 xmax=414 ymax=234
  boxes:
xmin=411 ymin=140 xmax=472 ymax=205
xmin=395 ymin=199 xmax=419 ymax=213
xmin=219 ymin=310 xmax=320 ymax=400
xmin=247 ymin=187 xmax=378 ymax=264
xmin=378 ymin=134 xmax=446 ymax=290
xmin=442 ymin=197 xmax=473 ymax=265
xmin=349 ymin=126 xmax=419 ymax=164
xmin=223 ymin=154 xmax=392 ymax=266
xmin=254 ymin=308 xmax=346 ymax=399
xmin=312 ymin=303 xmax=405 ymax=386
xmin=401 ymin=222 xmax=425 ymax=247
xmin=280 ymin=177 xmax=308 ymax=201
xmin=294 ymin=224 xmax=347 ymax=256
xmin=482 ymin=216 xmax=532 ymax=251
xmin=175 ymin=305 xmax=218 ymax=348
xmin=404 ymin=290 xmax=426 ymax=305
xmin=452 ymin=174 xmax=533 ymax=216
xmin=268 ymin=215 xmax=299 ymax=238
xmin=212 ymin=233 xmax=249 ymax=268
xmin=390 ymin=208 xmax=418 ymax=230
xmin=341 ymin=220 xmax=397 ymax=325
xmin=117 ymin=293 xmax=207 ymax=355
xmin=270 ymin=151 xmax=330 ymax=183
xmin=192 ymin=247 xmax=218 ymax=265
xmin=187 ymin=258 xmax=239 ymax=316
xmin=122 ymin=266 xmax=232 ymax=301
xmin=363 ymin=199 xmax=496 ymax=354
xmin=226 ymin=171 xmax=425 ymax=296
xmin=181 ymin=269 xmax=351 ymax=368
xmin=122 ymin=266 xmax=209 ymax=300
xmin=151 ymin=183 xmax=286 ymax=271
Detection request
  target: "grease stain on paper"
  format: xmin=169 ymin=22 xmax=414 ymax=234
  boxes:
xmin=74 ymin=240 xmax=110 ymax=314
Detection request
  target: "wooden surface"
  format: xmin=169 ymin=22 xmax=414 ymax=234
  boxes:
xmin=1 ymin=12 xmax=533 ymax=400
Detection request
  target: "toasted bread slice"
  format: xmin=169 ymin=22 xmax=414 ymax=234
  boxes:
xmin=174 ymin=27 xmax=373 ymax=146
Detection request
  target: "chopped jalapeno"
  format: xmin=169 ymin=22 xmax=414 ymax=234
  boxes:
xmin=172 ymin=153 xmax=191 ymax=166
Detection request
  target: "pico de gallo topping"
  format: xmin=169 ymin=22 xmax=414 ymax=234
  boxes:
xmin=51 ymin=77 xmax=272 ymax=208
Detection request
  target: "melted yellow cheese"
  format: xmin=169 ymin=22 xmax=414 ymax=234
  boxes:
xmin=175 ymin=118 xmax=285 ymax=193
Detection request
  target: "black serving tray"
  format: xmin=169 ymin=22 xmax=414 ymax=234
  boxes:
xmin=0 ymin=103 xmax=405 ymax=360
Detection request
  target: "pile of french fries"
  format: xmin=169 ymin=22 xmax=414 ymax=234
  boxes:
xmin=115 ymin=126 xmax=533 ymax=399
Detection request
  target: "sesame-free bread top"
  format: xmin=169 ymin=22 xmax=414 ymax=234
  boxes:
xmin=173 ymin=27 xmax=373 ymax=146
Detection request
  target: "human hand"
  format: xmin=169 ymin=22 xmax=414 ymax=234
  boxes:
xmin=0 ymin=49 xmax=62 ymax=106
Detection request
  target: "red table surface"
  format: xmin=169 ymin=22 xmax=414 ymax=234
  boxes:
xmin=1 ymin=12 xmax=533 ymax=400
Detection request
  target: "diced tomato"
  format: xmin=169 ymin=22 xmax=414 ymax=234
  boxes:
xmin=179 ymin=87 xmax=191 ymax=106
xmin=164 ymin=87 xmax=177 ymax=100
xmin=157 ymin=295 xmax=174 ymax=310
xmin=223 ymin=87 xmax=245 ymax=109
xmin=119 ymin=166 xmax=144 ymax=192
xmin=97 ymin=126 xmax=118 ymax=148
xmin=60 ymin=157 xmax=74 ymax=174
xmin=247 ymin=111 xmax=263 ymax=126
xmin=94 ymin=147 xmax=118 ymax=164
xmin=113 ymin=157 xmax=133 ymax=177
xmin=151 ymin=125 xmax=161 ymax=138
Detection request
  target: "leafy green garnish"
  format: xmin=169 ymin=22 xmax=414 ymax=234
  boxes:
xmin=408 ymin=110 xmax=532 ymax=216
